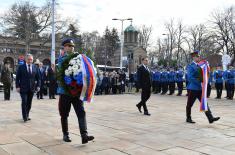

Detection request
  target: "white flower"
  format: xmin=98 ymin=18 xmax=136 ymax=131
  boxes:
xmin=72 ymin=65 xmax=79 ymax=71
xmin=65 ymin=69 xmax=70 ymax=76
xmin=69 ymin=60 xmax=76 ymax=65
xmin=68 ymin=66 xmax=72 ymax=71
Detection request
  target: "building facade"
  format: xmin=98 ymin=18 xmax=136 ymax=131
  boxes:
xmin=0 ymin=36 xmax=61 ymax=72
xmin=110 ymin=24 xmax=147 ymax=73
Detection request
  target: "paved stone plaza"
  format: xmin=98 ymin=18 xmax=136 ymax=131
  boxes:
xmin=0 ymin=91 xmax=235 ymax=155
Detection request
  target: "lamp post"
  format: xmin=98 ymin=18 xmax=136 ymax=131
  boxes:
xmin=51 ymin=0 xmax=56 ymax=66
xmin=162 ymin=33 xmax=170 ymax=61
xmin=112 ymin=18 xmax=133 ymax=70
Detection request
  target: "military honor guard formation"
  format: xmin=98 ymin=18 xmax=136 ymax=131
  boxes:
xmin=0 ymin=38 xmax=234 ymax=146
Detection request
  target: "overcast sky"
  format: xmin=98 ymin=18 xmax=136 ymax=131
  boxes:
xmin=1 ymin=0 xmax=235 ymax=43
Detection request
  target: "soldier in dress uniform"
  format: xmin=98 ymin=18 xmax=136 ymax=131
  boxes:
xmin=186 ymin=50 xmax=220 ymax=124
xmin=213 ymin=65 xmax=223 ymax=99
xmin=154 ymin=68 xmax=161 ymax=94
xmin=57 ymin=39 xmax=94 ymax=143
xmin=223 ymin=68 xmax=229 ymax=98
xmin=158 ymin=67 xmax=163 ymax=94
xmin=168 ymin=67 xmax=176 ymax=95
xmin=160 ymin=68 xmax=168 ymax=95
xmin=176 ymin=67 xmax=184 ymax=96
xmin=207 ymin=71 xmax=213 ymax=98
xmin=227 ymin=65 xmax=235 ymax=100
xmin=1 ymin=63 xmax=13 ymax=100
xmin=152 ymin=70 xmax=156 ymax=93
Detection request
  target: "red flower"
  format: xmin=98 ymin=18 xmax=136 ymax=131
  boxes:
xmin=69 ymin=81 xmax=83 ymax=96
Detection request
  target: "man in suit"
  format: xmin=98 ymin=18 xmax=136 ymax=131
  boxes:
xmin=37 ymin=62 xmax=46 ymax=99
xmin=16 ymin=54 xmax=40 ymax=122
xmin=47 ymin=64 xmax=57 ymax=99
xmin=57 ymin=39 xmax=94 ymax=143
xmin=136 ymin=57 xmax=151 ymax=116
xmin=186 ymin=50 xmax=220 ymax=124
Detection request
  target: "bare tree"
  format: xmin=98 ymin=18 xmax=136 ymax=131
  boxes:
xmin=164 ymin=18 xmax=177 ymax=61
xmin=138 ymin=25 xmax=153 ymax=51
xmin=210 ymin=7 xmax=235 ymax=56
xmin=0 ymin=1 xmax=67 ymax=53
xmin=175 ymin=20 xmax=186 ymax=64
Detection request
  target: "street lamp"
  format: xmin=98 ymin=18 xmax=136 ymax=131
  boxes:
xmin=51 ymin=0 xmax=56 ymax=66
xmin=162 ymin=33 xmax=170 ymax=61
xmin=112 ymin=18 xmax=133 ymax=70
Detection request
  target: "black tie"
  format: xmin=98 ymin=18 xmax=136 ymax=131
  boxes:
xmin=28 ymin=64 xmax=31 ymax=74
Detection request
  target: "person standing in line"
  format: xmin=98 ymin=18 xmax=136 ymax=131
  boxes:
xmin=227 ymin=65 xmax=235 ymax=100
xmin=37 ymin=62 xmax=46 ymax=99
xmin=213 ymin=65 xmax=223 ymax=99
xmin=223 ymin=68 xmax=229 ymax=98
xmin=207 ymin=71 xmax=213 ymax=98
xmin=134 ymin=71 xmax=139 ymax=93
xmin=136 ymin=57 xmax=152 ymax=116
xmin=154 ymin=68 xmax=161 ymax=94
xmin=1 ymin=63 xmax=13 ymax=100
xmin=176 ymin=67 xmax=184 ymax=96
xmin=47 ymin=64 xmax=57 ymax=99
xmin=186 ymin=50 xmax=220 ymax=124
xmin=16 ymin=54 xmax=41 ymax=122
xmin=168 ymin=67 xmax=176 ymax=95
xmin=160 ymin=68 xmax=168 ymax=95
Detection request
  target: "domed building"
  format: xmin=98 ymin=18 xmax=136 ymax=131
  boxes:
xmin=110 ymin=24 xmax=147 ymax=73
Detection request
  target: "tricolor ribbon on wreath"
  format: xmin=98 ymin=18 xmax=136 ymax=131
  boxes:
xmin=198 ymin=60 xmax=210 ymax=112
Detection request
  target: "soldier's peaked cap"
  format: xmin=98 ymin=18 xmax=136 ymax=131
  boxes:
xmin=61 ymin=38 xmax=75 ymax=47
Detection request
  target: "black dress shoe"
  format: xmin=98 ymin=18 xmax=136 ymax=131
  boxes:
xmin=82 ymin=135 xmax=94 ymax=144
xmin=186 ymin=118 xmax=195 ymax=123
xmin=63 ymin=135 xmax=72 ymax=142
xmin=27 ymin=118 xmax=31 ymax=121
xmin=23 ymin=119 xmax=27 ymax=122
xmin=136 ymin=104 xmax=142 ymax=113
xmin=209 ymin=117 xmax=220 ymax=124
xmin=144 ymin=112 xmax=151 ymax=116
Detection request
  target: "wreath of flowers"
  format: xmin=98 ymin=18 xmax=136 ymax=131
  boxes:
xmin=57 ymin=52 xmax=84 ymax=96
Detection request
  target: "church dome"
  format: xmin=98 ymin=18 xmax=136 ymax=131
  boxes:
xmin=124 ymin=24 xmax=138 ymax=32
